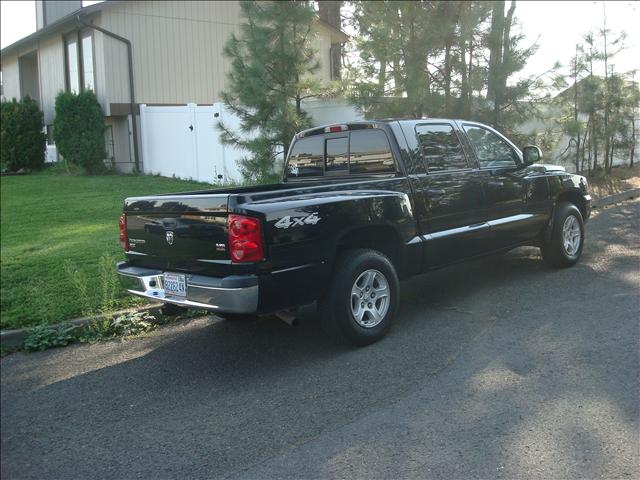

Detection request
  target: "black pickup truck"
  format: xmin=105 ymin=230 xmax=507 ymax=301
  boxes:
xmin=117 ymin=119 xmax=591 ymax=345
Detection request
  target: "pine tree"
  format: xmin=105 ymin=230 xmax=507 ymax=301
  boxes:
xmin=346 ymin=0 xmax=544 ymax=132
xmin=219 ymin=1 xmax=326 ymax=182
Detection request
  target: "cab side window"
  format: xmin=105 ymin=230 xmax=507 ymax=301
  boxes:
xmin=349 ymin=130 xmax=395 ymax=174
xmin=463 ymin=125 xmax=519 ymax=168
xmin=415 ymin=124 xmax=468 ymax=172
xmin=286 ymin=136 xmax=324 ymax=178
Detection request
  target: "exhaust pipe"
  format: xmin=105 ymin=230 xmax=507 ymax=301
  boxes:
xmin=275 ymin=310 xmax=299 ymax=327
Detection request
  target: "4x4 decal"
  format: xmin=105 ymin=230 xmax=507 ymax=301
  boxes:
xmin=274 ymin=212 xmax=321 ymax=229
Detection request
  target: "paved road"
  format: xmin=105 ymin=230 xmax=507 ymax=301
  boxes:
xmin=2 ymin=201 xmax=639 ymax=480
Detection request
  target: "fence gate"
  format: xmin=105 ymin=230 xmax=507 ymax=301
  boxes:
xmin=139 ymin=103 xmax=243 ymax=183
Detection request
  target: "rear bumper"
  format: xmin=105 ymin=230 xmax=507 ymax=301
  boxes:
xmin=116 ymin=262 xmax=259 ymax=313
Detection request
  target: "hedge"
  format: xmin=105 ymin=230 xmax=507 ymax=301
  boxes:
xmin=0 ymin=96 xmax=46 ymax=172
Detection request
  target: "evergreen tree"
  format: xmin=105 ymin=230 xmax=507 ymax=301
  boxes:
xmin=346 ymin=0 xmax=544 ymax=132
xmin=219 ymin=1 xmax=328 ymax=182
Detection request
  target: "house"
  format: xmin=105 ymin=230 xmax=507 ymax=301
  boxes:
xmin=1 ymin=0 xmax=353 ymax=178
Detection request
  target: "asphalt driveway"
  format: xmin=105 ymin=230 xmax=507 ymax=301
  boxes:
xmin=2 ymin=200 xmax=638 ymax=480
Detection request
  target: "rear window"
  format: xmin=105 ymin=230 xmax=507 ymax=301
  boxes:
xmin=326 ymin=137 xmax=349 ymax=173
xmin=287 ymin=136 xmax=324 ymax=177
xmin=285 ymin=128 xmax=395 ymax=179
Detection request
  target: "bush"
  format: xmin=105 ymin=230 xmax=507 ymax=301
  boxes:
xmin=53 ymin=90 xmax=106 ymax=174
xmin=0 ymin=96 xmax=46 ymax=172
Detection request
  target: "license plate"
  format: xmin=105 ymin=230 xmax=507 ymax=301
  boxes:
xmin=163 ymin=273 xmax=186 ymax=297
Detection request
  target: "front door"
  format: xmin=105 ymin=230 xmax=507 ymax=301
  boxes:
xmin=460 ymin=123 xmax=549 ymax=248
xmin=406 ymin=122 xmax=489 ymax=268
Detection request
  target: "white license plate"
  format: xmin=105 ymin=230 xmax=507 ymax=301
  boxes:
xmin=163 ymin=273 xmax=186 ymax=297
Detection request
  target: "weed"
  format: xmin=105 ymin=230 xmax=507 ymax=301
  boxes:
xmin=63 ymin=260 xmax=92 ymax=316
xmin=23 ymin=324 xmax=77 ymax=352
xmin=110 ymin=311 xmax=156 ymax=337
xmin=98 ymin=253 xmax=119 ymax=314
xmin=75 ymin=317 xmax=113 ymax=344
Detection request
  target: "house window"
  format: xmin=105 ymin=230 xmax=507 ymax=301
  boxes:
xmin=65 ymin=36 xmax=80 ymax=93
xmin=81 ymin=32 xmax=95 ymax=91
xmin=65 ymin=31 xmax=95 ymax=93
xmin=46 ymin=125 xmax=55 ymax=145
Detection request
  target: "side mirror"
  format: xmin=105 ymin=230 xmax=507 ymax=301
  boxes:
xmin=522 ymin=145 xmax=542 ymax=165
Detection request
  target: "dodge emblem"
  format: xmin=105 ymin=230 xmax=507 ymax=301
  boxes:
xmin=166 ymin=230 xmax=174 ymax=245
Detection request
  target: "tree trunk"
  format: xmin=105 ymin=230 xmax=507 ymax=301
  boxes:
xmin=460 ymin=39 xmax=469 ymax=117
xmin=573 ymin=45 xmax=580 ymax=174
xmin=603 ymin=7 xmax=610 ymax=174
xmin=444 ymin=41 xmax=452 ymax=117
xmin=378 ymin=58 xmax=387 ymax=95
xmin=487 ymin=1 xmax=505 ymax=101
xmin=467 ymin=38 xmax=474 ymax=117
xmin=630 ymin=116 xmax=636 ymax=168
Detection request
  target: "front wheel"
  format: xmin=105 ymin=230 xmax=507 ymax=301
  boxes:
xmin=319 ymin=249 xmax=399 ymax=346
xmin=541 ymin=202 xmax=585 ymax=268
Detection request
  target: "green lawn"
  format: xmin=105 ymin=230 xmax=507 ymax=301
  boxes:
xmin=1 ymin=172 xmax=214 ymax=329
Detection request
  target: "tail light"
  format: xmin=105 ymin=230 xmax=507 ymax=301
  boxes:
xmin=119 ymin=214 xmax=129 ymax=252
xmin=228 ymin=214 xmax=264 ymax=263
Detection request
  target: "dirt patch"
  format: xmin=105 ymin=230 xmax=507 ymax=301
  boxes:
xmin=587 ymin=164 xmax=640 ymax=198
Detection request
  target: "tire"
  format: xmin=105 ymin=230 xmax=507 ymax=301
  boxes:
xmin=541 ymin=201 xmax=585 ymax=268
xmin=319 ymin=248 xmax=399 ymax=346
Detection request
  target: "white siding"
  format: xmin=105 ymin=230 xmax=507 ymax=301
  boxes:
xmin=1 ymin=36 xmax=65 ymax=125
xmin=1 ymin=54 xmax=21 ymax=101
xmin=96 ymin=0 xmax=243 ymax=107
xmin=94 ymin=1 xmax=337 ymax=107
xmin=313 ymin=26 xmax=333 ymax=83
xmin=37 ymin=35 xmax=65 ymax=124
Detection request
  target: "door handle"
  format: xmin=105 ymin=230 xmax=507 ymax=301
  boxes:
xmin=426 ymin=189 xmax=446 ymax=196
xmin=487 ymin=181 xmax=504 ymax=188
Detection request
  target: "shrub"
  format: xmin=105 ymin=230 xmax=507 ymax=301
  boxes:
xmin=0 ymin=96 xmax=46 ymax=172
xmin=53 ymin=90 xmax=106 ymax=174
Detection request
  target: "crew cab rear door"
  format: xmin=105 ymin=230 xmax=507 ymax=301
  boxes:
xmin=402 ymin=121 xmax=489 ymax=268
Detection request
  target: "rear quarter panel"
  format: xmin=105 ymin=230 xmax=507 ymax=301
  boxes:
xmin=232 ymin=176 xmax=418 ymax=311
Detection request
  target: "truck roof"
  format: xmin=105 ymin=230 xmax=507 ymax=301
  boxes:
xmin=297 ymin=118 xmax=475 ymax=138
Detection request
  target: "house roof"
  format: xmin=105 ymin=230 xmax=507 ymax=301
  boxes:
xmin=1 ymin=1 xmax=349 ymax=57
xmin=1 ymin=1 xmax=115 ymax=56
xmin=316 ymin=18 xmax=349 ymax=43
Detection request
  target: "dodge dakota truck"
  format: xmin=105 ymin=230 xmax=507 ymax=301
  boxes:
xmin=117 ymin=119 xmax=591 ymax=345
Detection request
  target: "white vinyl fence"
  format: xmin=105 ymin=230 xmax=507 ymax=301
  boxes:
xmin=139 ymin=103 xmax=244 ymax=184
xmin=139 ymin=100 xmax=364 ymax=183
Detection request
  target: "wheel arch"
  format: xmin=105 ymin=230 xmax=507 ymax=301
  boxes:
xmin=331 ymin=224 xmax=407 ymax=278
xmin=555 ymin=188 xmax=588 ymax=220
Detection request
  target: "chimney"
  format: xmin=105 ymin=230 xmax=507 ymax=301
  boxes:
xmin=317 ymin=1 xmax=343 ymax=80
xmin=36 ymin=0 xmax=82 ymax=30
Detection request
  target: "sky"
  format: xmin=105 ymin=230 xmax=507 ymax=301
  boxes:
xmin=1 ymin=0 xmax=639 ymax=81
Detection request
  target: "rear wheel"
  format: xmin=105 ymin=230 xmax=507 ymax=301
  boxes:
xmin=319 ymin=249 xmax=399 ymax=346
xmin=541 ymin=201 xmax=584 ymax=268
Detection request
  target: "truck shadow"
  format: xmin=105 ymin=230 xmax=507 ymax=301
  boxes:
xmin=2 ymin=207 xmax=638 ymax=479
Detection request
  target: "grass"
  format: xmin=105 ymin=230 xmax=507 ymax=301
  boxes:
xmin=0 ymin=170 xmax=215 ymax=330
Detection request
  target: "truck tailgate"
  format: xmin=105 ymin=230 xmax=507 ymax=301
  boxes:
xmin=123 ymin=193 xmax=230 ymax=271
